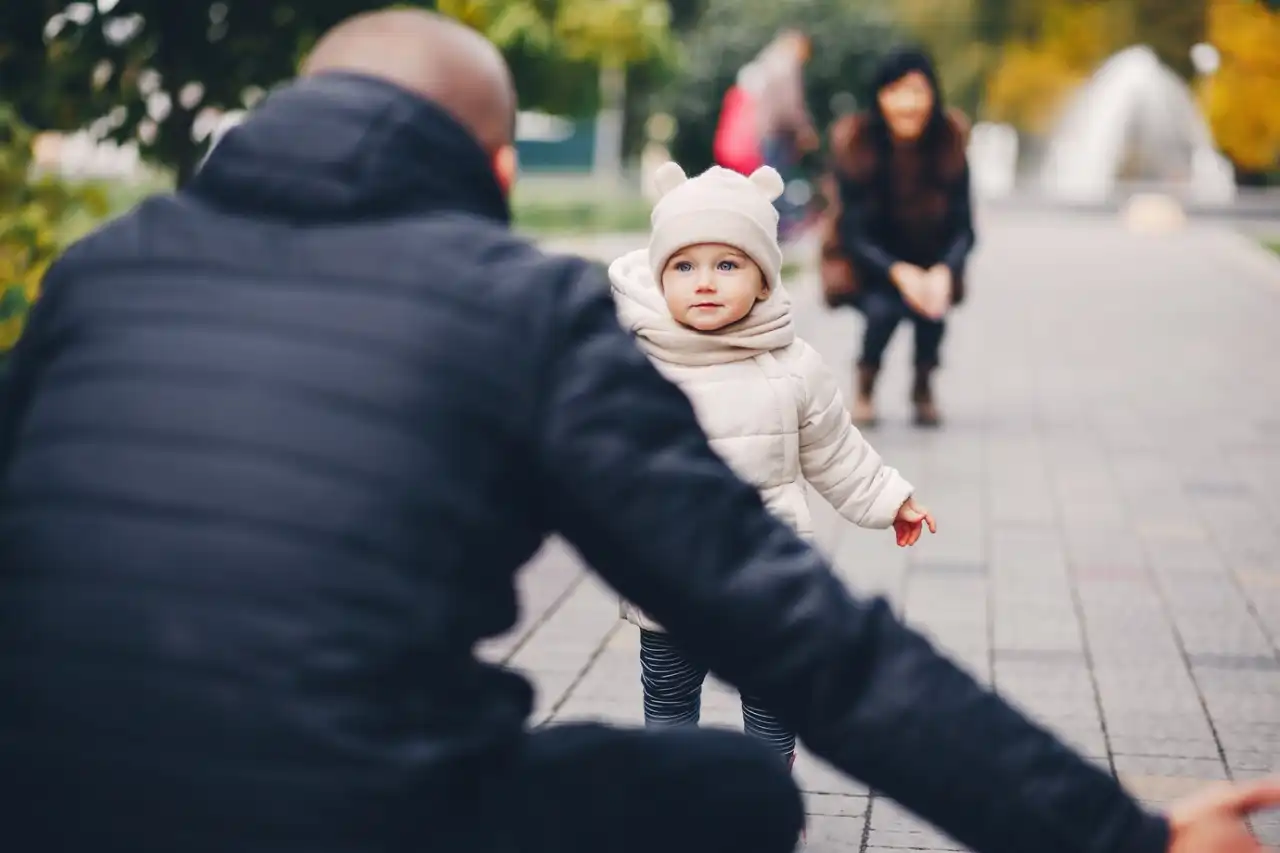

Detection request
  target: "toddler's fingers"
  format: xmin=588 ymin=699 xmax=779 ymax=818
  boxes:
xmin=925 ymin=513 xmax=937 ymax=534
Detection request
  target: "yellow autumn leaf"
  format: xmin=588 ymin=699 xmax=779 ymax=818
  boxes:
xmin=1198 ymin=0 xmax=1280 ymax=171
xmin=0 ymin=313 xmax=25 ymax=351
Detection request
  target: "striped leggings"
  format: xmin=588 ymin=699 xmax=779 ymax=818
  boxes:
xmin=639 ymin=629 xmax=795 ymax=757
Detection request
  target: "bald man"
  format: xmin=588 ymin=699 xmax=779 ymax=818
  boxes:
xmin=2 ymin=9 xmax=1278 ymax=853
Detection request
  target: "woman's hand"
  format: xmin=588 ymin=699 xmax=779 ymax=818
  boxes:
xmin=918 ymin=265 xmax=953 ymax=320
xmin=891 ymin=263 xmax=950 ymax=320
xmin=890 ymin=263 xmax=927 ymax=312
xmin=892 ymin=263 xmax=941 ymax=319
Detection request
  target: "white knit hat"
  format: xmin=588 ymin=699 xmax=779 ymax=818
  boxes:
xmin=647 ymin=162 xmax=786 ymax=291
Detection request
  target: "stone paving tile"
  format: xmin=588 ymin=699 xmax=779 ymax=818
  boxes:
xmin=527 ymin=218 xmax=1280 ymax=850
xmin=864 ymin=799 xmax=965 ymax=851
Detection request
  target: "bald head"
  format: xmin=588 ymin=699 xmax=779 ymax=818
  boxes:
xmin=302 ymin=9 xmax=516 ymax=152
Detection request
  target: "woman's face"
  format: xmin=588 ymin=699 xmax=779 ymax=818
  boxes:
xmin=877 ymin=70 xmax=934 ymax=142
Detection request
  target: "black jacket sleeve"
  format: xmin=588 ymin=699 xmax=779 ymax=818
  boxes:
xmin=941 ymin=164 xmax=977 ymax=275
xmin=836 ymin=175 xmax=900 ymax=277
xmin=531 ymin=263 xmax=1168 ymax=853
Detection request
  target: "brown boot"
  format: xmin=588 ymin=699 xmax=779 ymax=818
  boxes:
xmin=851 ymin=364 xmax=878 ymax=428
xmin=912 ymin=366 xmax=941 ymax=427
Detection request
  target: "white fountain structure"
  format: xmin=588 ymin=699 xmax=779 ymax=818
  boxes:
xmin=968 ymin=121 xmax=1020 ymax=200
xmin=1039 ymin=45 xmax=1237 ymax=206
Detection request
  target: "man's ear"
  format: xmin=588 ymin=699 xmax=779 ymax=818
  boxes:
xmin=492 ymin=144 xmax=518 ymax=194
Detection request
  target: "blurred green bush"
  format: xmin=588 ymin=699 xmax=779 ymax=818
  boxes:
xmin=512 ymin=197 xmax=652 ymax=235
xmin=0 ymin=106 xmax=111 ymax=354
xmin=512 ymin=179 xmax=653 ymax=234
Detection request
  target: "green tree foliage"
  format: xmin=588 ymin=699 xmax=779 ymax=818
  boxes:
xmin=1 ymin=2 xmax=379 ymax=184
xmin=890 ymin=0 xmax=995 ymax=117
xmin=1131 ymin=0 xmax=1205 ymax=80
xmin=0 ymin=0 xmax=674 ymax=184
xmin=440 ymin=0 xmax=673 ymax=134
xmin=665 ymin=0 xmax=900 ymax=173
xmin=0 ymin=105 xmax=109 ymax=353
xmin=436 ymin=0 xmax=670 ymax=68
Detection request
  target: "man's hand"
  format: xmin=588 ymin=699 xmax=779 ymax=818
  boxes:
xmin=1167 ymin=778 xmax=1280 ymax=853
xmin=893 ymin=497 xmax=936 ymax=547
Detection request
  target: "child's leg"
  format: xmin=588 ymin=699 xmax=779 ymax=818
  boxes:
xmin=739 ymin=693 xmax=797 ymax=760
xmin=742 ymin=694 xmax=804 ymax=842
xmin=639 ymin=629 xmax=708 ymax=728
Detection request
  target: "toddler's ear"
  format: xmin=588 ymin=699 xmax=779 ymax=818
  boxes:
xmin=653 ymin=161 xmax=689 ymax=197
xmin=748 ymin=166 xmax=785 ymax=201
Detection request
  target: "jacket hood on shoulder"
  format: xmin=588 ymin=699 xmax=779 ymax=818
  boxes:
xmin=187 ymin=72 xmax=510 ymax=225
xmin=608 ymin=248 xmax=795 ymax=367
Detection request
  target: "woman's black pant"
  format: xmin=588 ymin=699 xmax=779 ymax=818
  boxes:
xmin=855 ymin=287 xmax=946 ymax=370
xmin=499 ymin=723 xmax=806 ymax=853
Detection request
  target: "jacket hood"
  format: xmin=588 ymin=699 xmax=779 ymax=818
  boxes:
xmin=607 ymin=248 xmax=795 ymax=367
xmin=187 ymin=72 xmax=509 ymax=225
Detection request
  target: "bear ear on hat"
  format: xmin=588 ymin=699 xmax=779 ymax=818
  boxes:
xmin=747 ymin=165 xmax=785 ymax=201
xmin=653 ymin=161 xmax=689 ymax=198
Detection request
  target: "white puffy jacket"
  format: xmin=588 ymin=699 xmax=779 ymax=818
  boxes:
xmin=608 ymin=249 xmax=914 ymax=631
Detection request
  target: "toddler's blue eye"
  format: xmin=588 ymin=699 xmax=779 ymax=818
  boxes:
xmin=675 ymin=261 xmax=694 ymax=272
xmin=717 ymin=260 xmax=740 ymax=272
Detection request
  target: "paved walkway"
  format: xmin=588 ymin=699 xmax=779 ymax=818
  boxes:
xmin=488 ymin=214 xmax=1280 ymax=851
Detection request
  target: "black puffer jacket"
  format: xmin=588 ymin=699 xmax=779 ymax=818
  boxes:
xmin=0 ymin=73 xmax=1166 ymax=853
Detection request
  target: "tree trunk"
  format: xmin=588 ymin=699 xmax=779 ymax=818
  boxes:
xmin=168 ymin=107 xmax=200 ymax=188
xmin=173 ymin=144 xmax=202 ymax=188
xmin=593 ymin=62 xmax=627 ymax=184
xmin=1132 ymin=0 xmax=1206 ymax=80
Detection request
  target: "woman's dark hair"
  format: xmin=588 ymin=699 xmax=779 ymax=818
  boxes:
xmin=864 ymin=45 xmax=949 ymax=199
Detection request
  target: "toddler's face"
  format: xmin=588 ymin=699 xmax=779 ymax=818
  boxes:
xmin=661 ymin=243 xmax=767 ymax=332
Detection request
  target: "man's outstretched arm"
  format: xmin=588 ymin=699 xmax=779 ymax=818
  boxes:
xmin=530 ymin=262 xmax=1168 ymax=853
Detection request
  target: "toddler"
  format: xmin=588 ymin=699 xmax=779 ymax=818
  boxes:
xmin=608 ymin=162 xmax=936 ymax=770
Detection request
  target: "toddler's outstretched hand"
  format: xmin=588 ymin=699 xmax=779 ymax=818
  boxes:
xmin=894 ymin=497 xmax=936 ymax=547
